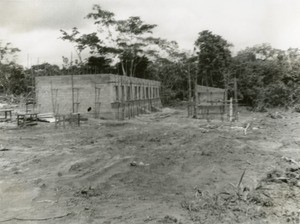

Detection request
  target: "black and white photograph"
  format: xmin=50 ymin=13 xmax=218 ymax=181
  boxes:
xmin=1 ymin=0 xmax=300 ymax=223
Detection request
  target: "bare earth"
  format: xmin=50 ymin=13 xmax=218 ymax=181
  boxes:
xmin=1 ymin=107 xmax=300 ymax=224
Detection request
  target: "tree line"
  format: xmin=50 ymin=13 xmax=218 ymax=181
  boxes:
xmin=1 ymin=4 xmax=300 ymax=110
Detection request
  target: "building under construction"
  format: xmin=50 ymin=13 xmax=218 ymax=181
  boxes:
xmin=35 ymin=74 xmax=162 ymax=120
xmin=188 ymin=83 xmax=238 ymax=121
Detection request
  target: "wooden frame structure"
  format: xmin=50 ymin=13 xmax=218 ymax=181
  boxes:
xmin=188 ymin=78 xmax=238 ymax=121
xmin=0 ymin=109 xmax=13 ymax=122
xmin=54 ymin=113 xmax=81 ymax=128
xmin=17 ymin=112 xmax=38 ymax=127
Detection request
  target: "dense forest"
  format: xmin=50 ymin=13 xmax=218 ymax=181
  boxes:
xmin=1 ymin=4 xmax=300 ymax=111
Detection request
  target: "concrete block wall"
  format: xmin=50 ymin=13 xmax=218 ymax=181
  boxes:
xmin=36 ymin=76 xmax=73 ymax=114
xmin=71 ymin=75 xmax=112 ymax=118
xmin=36 ymin=74 xmax=161 ymax=120
xmin=111 ymin=98 xmax=162 ymax=120
xmin=196 ymin=85 xmax=226 ymax=104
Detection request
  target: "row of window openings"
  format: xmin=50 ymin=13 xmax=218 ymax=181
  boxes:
xmin=114 ymin=86 xmax=160 ymax=101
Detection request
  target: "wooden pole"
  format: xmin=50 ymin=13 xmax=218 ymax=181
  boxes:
xmin=188 ymin=64 xmax=192 ymax=117
xmin=121 ymin=76 xmax=125 ymax=120
xmin=194 ymin=76 xmax=198 ymax=119
xmin=234 ymin=77 xmax=238 ymax=121
xmin=63 ymin=115 xmax=65 ymax=128
xmin=94 ymin=83 xmax=97 ymax=118
xmin=229 ymin=97 xmax=233 ymax=122
xmin=31 ymin=67 xmax=34 ymax=99
xmin=71 ymin=71 xmax=74 ymax=113
xmin=50 ymin=81 xmax=55 ymax=114
xmin=224 ymin=78 xmax=228 ymax=121
xmin=55 ymin=114 xmax=58 ymax=129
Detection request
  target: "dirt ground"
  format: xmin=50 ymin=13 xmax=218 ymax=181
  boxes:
xmin=1 ymin=107 xmax=300 ymax=224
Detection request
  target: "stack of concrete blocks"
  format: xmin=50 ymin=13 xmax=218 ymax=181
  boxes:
xmin=35 ymin=74 xmax=162 ymax=120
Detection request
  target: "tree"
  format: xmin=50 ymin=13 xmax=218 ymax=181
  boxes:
xmin=60 ymin=4 xmax=182 ymax=77
xmin=86 ymin=56 xmax=113 ymax=73
xmin=0 ymin=41 xmax=20 ymax=63
xmin=194 ymin=30 xmax=232 ymax=88
xmin=0 ymin=41 xmax=27 ymax=95
xmin=145 ymin=52 xmax=196 ymax=104
xmin=283 ymin=48 xmax=300 ymax=84
xmin=232 ymin=43 xmax=299 ymax=109
xmin=31 ymin=63 xmax=61 ymax=76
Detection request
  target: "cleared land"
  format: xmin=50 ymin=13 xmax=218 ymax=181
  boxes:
xmin=1 ymin=108 xmax=300 ymax=223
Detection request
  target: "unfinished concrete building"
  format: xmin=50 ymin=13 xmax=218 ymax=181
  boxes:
xmin=35 ymin=74 xmax=162 ymax=120
xmin=188 ymin=84 xmax=238 ymax=121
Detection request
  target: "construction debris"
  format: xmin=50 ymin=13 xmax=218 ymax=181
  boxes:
xmin=130 ymin=161 xmax=149 ymax=167
xmin=0 ymin=144 xmax=9 ymax=151
xmin=282 ymin=156 xmax=300 ymax=166
xmin=244 ymin=123 xmax=251 ymax=135
xmin=37 ymin=113 xmax=55 ymax=123
xmin=267 ymin=112 xmax=284 ymax=119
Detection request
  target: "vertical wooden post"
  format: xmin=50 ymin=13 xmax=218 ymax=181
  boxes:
xmin=71 ymin=72 xmax=74 ymax=113
xmin=205 ymin=107 xmax=209 ymax=122
xmin=118 ymin=76 xmax=121 ymax=120
xmin=220 ymin=105 xmax=224 ymax=122
xmin=229 ymin=97 xmax=233 ymax=122
xmin=224 ymin=85 xmax=228 ymax=121
xmin=50 ymin=81 xmax=55 ymax=114
xmin=188 ymin=64 xmax=192 ymax=117
xmin=55 ymin=115 xmax=58 ymax=129
xmin=130 ymin=78 xmax=133 ymax=118
xmin=63 ymin=115 xmax=66 ymax=128
xmin=194 ymin=76 xmax=198 ymax=119
xmin=121 ymin=76 xmax=124 ymax=120
xmin=77 ymin=113 xmax=80 ymax=127
xmin=234 ymin=77 xmax=238 ymax=121
xmin=94 ymin=83 xmax=97 ymax=118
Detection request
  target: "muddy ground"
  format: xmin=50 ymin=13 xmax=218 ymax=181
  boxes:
xmin=1 ymin=107 xmax=300 ymax=223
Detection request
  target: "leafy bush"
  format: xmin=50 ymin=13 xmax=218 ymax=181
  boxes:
xmin=255 ymin=82 xmax=291 ymax=108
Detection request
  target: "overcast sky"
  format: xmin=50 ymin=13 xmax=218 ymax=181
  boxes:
xmin=1 ymin=0 xmax=300 ymax=67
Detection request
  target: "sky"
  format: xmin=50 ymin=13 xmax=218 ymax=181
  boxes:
xmin=1 ymin=0 xmax=300 ymax=68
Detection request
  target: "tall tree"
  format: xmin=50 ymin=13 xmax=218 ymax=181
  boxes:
xmin=194 ymin=30 xmax=232 ymax=87
xmin=86 ymin=56 xmax=113 ymax=73
xmin=60 ymin=4 xmax=182 ymax=77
